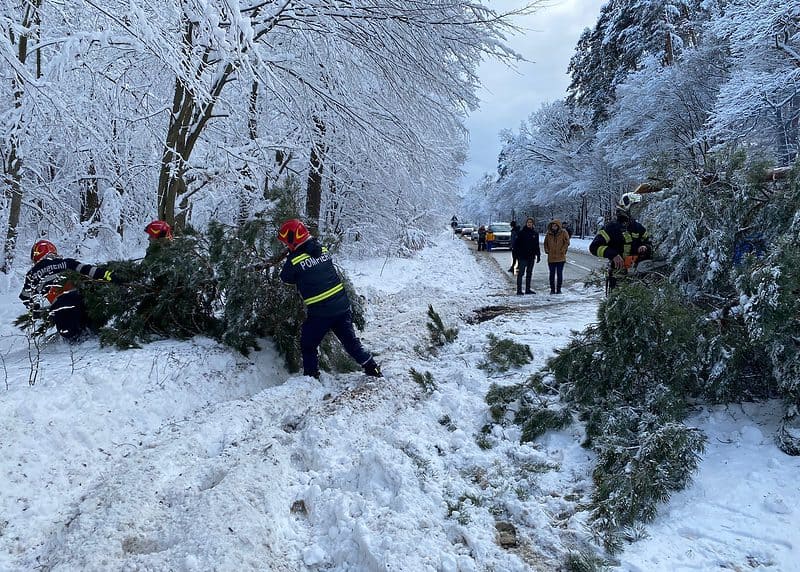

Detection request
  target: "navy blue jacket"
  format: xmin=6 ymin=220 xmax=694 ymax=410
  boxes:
xmin=20 ymin=256 xmax=109 ymax=308
xmin=280 ymin=239 xmax=351 ymax=317
xmin=513 ymin=226 xmax=541 ymax=259
xmin=590 ymin=219 xmax=651 ymax=262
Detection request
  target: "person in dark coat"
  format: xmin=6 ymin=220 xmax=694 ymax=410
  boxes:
xmin=589 ymin=193 xmax=652 ymax=292
xmin=20 ymin=240 xmax=117 ymax=340
xmin=512 ymin=218 xmax=541 ymax=295
xmin=477 ymin=225 xmax=487 ymax=251
xmin=508 ymin=220 xmax=520 ymax=273
xmin=278 ymin=219 xmax=382 ymax=379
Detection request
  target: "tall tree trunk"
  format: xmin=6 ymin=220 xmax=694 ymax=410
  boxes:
xmin=2 ymin=152 xmax=23 ymax=272
xmin=2 ymin=0 xmax=41 ymax=273
xmin=80 ymin=160 xmax=101 ymax=237
xmin=663 ymin=7 xmax=674 ymax=66
xmin=156 ymin=18 xmax=234 ymax=229
xmin=238 ymin=80 xmax=260 ymax=224
xmin=305 ymin=117 xmax=326 ymax=233
xmin=157 ymin=75 xmax=192 ymax=227
xmin=110 ymin=119 xmax=126 ymax=237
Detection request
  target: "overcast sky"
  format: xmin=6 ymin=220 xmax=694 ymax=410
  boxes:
xmin=461 ymin=0 xmax=603 ymax=192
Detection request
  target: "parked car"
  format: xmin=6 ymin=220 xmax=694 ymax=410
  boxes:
xmin=488 ymin=222 xmax=512 ymax=249
xmin=469 ymin=228 xmax=480 ymax=241
xmin=459 ymin=223 xmax=475 ymax=237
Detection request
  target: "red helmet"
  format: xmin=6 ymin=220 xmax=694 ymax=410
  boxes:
xmin=277 ymin=219 xmax=311 ymax=250
xmin=145 ymin=220 xmax=173 ymax=240
xmin=31 ymin=240 xmax=58 ymax=263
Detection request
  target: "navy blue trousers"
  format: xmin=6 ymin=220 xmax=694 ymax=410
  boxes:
xmin=50 ymin=290 xmax=88 ymax=341
xmin=548 ymin=261 xmax=565 ymax=293
xmin=301 ymin=311 xmax=371 ymax=376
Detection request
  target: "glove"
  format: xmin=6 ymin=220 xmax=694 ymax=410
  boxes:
xmin=102 ymin=269 xmax=123 ymax=285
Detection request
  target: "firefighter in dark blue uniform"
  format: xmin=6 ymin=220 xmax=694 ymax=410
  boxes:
xmin=590 ymin=192 xmax=652 ymax=291
xmin=278 ymin=219 xmax=382 ymax=379
xmin=20 ymin=239 xmax=116 ymax=340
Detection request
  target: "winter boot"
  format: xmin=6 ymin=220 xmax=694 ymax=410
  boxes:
xmin=363 ymin=358 xmax=383 ymax=378
xmin=525 ymin=278 xmax=534 ymax=294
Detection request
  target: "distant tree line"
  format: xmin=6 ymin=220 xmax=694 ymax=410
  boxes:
xmin=465 ymin=0 xmax=798 ymax=226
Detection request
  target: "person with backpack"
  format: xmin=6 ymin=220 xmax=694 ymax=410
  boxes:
xmin=590 ymin=193 xmax=652 ymax=292
xmin=20 ymin=240 xmax=118 ymax=341
xmin=543 ymin=219 xmax=570 ymax=294
xmin=277 ymin=219 xmax=382 ymax=380
xmin=513 ymin=218 xmax=541 ymax=295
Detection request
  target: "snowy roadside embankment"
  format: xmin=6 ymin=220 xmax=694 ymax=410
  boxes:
xmin=1 ymin=230 xmax=799 ymax=571
xmin=0 ymin=232 xmax=601 ymax=571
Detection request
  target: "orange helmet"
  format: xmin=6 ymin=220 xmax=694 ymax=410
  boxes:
xmin=277 ymin=219 xmax=311 ymax=251
xmin=31 ymin=240 xmax=58 ymax=263
xmin=145 ymin=220 xmax=173 ymax=240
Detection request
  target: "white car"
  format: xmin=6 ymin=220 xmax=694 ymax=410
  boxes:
xmin=488 ymin=222 xmax=512 ymax=249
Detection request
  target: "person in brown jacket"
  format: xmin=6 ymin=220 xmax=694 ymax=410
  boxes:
xmin=543 ymin=219 xmax=570 ymax=294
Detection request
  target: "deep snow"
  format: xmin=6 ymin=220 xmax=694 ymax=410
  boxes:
xmin=1 ymin=231 xmax=798 ymax=571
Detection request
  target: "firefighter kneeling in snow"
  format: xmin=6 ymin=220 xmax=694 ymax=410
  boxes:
xmin=590 ymin=192 xmax=652 ymax=292
xmin=20 ymin=240 xmax=117 ymax=341
xmin=277 ymin=219 xmax=382 ymax=379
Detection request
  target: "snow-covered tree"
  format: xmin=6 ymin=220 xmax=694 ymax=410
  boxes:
xmin=707 ymin=0 xmax=800 ymax=164
xmin=567 ymin=0 xmax=715 ymax=124
xmin=597 ymin=41 xmax=727 ymax=178
xmin=2 ymin=0 xmax=540 ymax=273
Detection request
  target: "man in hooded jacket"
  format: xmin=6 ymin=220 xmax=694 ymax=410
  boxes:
xmin=544 ymin=219 xmax=570 ymax=294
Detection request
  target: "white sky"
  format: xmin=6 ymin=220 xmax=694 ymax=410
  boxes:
xmin=462 ymin=0 xmax=604 ymax=191
xmin=2 ymin=233 xmax=799 ymax=570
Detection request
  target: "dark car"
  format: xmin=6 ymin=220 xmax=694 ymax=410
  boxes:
xmin=488 ymin=222 xmax=512 ymax=249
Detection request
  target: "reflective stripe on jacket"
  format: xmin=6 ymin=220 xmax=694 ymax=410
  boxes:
xmin=20 ymin=257 xmax=106 ymax=309
xmin=280 ymin=239 xmax=350 ymax=317
xmin=589 ymin=220 xmax=651 ymax=262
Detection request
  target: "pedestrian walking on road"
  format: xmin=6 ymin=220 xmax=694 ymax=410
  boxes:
xmin=513 ymin=218 xmax=540 ymax=295
xmin=544 ymin=219 xmax=570 ymax=294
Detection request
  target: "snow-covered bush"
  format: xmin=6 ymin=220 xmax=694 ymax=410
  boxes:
xmin=43 ymin=218 xmax=366 ymax=375
xmin=652 ymin=160 xmax=800 ymax=453
xmin=478 ymin=334 xmax=532 ymax=373
xmin=544 ymin=280 xmax=706 ymax=550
